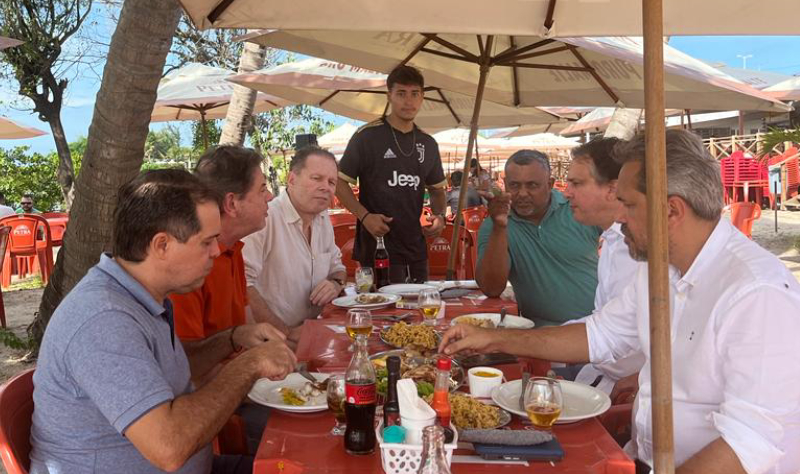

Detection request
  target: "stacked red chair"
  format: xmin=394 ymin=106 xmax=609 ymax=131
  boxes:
xmin=0 ymin=215 xmax=54 ymax=289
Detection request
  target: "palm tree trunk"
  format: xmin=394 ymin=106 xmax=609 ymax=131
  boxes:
xmin=47 ymin=113 xmax=76 ymax=209
xmin=31 ymin=0 xmax=182 ymax=349
xmin=219 ymin=41 xmax=267 ymax=146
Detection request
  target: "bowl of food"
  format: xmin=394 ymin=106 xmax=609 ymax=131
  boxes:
xmin=379 ymin=322 xmax=440 ymax=350
xmin=427 ymin=393 xmax=511 ymax=430
xmin=451 ymin=313 xmax=502 ymax=328
xmin=371 ymin=348 xmax=465 ymax=397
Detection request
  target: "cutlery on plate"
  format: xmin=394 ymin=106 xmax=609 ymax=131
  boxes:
xmin=519 ymin=371 xmax=530 ymax=411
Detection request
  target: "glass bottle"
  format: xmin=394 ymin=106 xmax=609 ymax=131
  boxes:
xmin=383 ymin=355 xmax=401 ymax=428
xmin=374 ymin=236 xmax=390 ymax=288
xmin=431 ymin=358 xmax=452 ymax=428
xmin=416 ymin=425 xmax=451 ymax=474
xmin=344 ymin=335 xmax=377 ymax=455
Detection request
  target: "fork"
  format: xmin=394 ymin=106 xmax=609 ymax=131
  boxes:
xmin=295 ymin=363 xmax=328 ymax=390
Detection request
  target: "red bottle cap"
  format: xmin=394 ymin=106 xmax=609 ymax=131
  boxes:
xmin=436 ymin=357 xmax=452 ymax=371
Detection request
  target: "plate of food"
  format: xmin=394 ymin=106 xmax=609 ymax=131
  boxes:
xmin=451 ymin=313 xmax=502 ymax=328
xmin=248 ymin=373 xmax=329 ymax=413
xmin=491 ymin=379 xmax=611 ymax=423
xmin=371 ymin=348 xmax=465 ymax=396
xmin=443 ymin=393 xmax=511 ymax=430
xmin=378 ymin=283 xmax=438 ymax=299
xmin=379 ymin=322 xmax=440 ymax=350
xmin=332 ymin=292 xmax=400 ymax=309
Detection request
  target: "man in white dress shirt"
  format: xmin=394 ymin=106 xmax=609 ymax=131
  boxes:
xmin=243 ymin=146 xmax=347 ymax=341
xmin=440 ymin=129 xmax=800 ymax=474
xmin=563 ymin=138 xmax=644 ymax=396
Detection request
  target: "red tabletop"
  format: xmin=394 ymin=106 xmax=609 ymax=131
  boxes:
xmin=254 ymin=294 xmax=635 ymax=474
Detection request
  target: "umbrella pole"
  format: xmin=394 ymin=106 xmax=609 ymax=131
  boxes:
xmin=447 ymin=36 xmax=494 ymax=280
xmin=643 ymin=0 xmax=675 ymax=472
xmin=200 ymin=109 xmax=210 ymax=150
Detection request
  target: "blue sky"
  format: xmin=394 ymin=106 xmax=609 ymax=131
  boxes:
xmin=2 ymin=34 xmax=799 ymax=154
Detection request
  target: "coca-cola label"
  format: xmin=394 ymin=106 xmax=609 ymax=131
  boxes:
xmin=346 ymin=382 xmax=376 ymax=405
xmin=374 ymin=258 xmax=389 ymax=269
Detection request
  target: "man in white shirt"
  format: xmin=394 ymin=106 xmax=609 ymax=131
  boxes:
xmin=0 ymin=192 xmax=15 ymax=218
xmin=243 ymin=146 xmax=346 ymax=340
xmin=563 ymin=138 xmax=643 ymax=395
xmin=441 ymin=129 xmax=800 ymax=474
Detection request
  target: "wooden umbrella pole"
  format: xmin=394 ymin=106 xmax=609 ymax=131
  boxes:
xmin=446 ymin=36 xmax=494 ymax=280
xmin=642 ymin=0 xmax=675 ymax=472
xmin=200 ymin=109 xmax=210 ymax=150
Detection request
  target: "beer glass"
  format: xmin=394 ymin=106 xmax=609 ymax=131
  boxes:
xmin=326 ymin=374 xmax=347 ymax=436
xmin=346 ymin=309 xmax=372 ymax=351
xmin=418 ymin=288 xmax=441 ymax=326
xmin=523 ymin=377 xmax=563 ymax=430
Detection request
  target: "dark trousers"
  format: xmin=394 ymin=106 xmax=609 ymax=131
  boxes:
xmin=389 ymin=261 xmax=429 ymax=284
xmin=212 ymin=455 xmax=253 ymax=474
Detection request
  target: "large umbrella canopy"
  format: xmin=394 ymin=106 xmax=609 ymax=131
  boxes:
xmin=492 ymin=106 xmax=591 ymax=137
xmin=764 ymin=77 xmax=800 ymax=102
xmin=0 ymin=117 xmax=48 ymax=139
xmin=228 ymin=58 xmax=568 ymax=131
xmin=432 ymin=128 xmax=495 ymax=160
xmin=178 ymin=0 xmax=799 ymax=36
xmin=0 ymin=36 xmax=22 ymax=51
xmin=318 ymin=122 xmax=359 ymax=157
xmin=245 ymin=32 xmax=790 ymax=113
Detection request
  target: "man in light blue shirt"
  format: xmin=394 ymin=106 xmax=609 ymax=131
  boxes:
xmin=30 ymin=169 xmax=296 ymax=474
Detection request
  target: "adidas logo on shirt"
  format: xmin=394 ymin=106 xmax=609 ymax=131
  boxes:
xmin=383 ymin=148 xmax=397 ymax=159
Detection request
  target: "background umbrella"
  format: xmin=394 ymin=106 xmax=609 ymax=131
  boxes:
xmin=764 ymin=77 xmax=800 ymax=102
xmin=152 ymin=63 xmax=293 ymax=149
xmin=317 ymin=122 xmax=359 ymax=158
xmin=0 ymin=117 xmax=48 ymax=139
xmin=0 ymin=36 xmax=22 ymax=51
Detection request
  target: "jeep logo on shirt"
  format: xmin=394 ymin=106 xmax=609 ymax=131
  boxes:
xmin=387 ymin=170 xmax=420 ymax=190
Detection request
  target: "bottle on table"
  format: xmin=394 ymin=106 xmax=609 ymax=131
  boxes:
xmin=383 ymin=356 xmax=401 ymax=428
xmin=374 ymin=236 xmax=390 ymax=288
xmin=431 ymin=357 xmax=455 ymax=443
xmin=344 ymin=335 xmax=377 ymax=455
xmin=416 ymin=425 xmax=451 ymax=474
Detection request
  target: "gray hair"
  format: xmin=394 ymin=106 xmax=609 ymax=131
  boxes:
xmin=505 ymin=149 xmax=551 ymax=175
xmin=612 ymin=129 xmax=723 ymax=221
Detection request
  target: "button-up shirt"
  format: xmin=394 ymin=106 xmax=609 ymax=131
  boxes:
xmin=242 ymin=192 xmax=346 ymax=327
xmin=585 ymin=219 xmax=800 ymax=473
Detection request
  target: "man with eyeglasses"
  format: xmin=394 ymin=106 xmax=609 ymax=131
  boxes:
xmin=16 ymin=193 xmax=41 ymax=214
xmin=475 ymin=150 xmax=602 ymax=328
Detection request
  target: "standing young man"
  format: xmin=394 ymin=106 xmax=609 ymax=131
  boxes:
xmin=336 ymin=65 xmax=447 ymax=283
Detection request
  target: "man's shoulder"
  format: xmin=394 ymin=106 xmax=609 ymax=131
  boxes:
xmin=353 ymin=119 xmax=385 ymax=138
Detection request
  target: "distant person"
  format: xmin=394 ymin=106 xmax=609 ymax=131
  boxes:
xmin=16 ymin=193 xmax=41 ymax=214
xmin=0 ymin=192 xmax=14 ymax=218
xmin=446 ymin=170 xmax=483 ymax=216
xmin=336 ymin=64 xmax=447 ymax=283
xmin=469 ymin=158 xmax=492 ymax=192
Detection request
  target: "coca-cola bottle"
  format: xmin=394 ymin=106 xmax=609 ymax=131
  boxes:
xmin=344 ymin=335 xmax=377 ymax=455
xmin=374 ymin=236 xmax=390 ymax=288
xmin=383 ymin=356 xmax=401 ymax=428
xmin=417 ymin=425 xmax=452 ymax=474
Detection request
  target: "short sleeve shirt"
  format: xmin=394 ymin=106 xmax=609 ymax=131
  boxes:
xmin=340 ymin=118 xmax=446 ymax=265
xmin=29 ymin=254 xmax=212 ymax=474
xmin=170 ymin=241 xmax=248 ymax=340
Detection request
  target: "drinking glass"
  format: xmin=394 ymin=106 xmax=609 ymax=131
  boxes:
xmin=418 ymin=288 xmax=442 ymax=326
xmin=326 ymin=374 xmax=347 ymax=436
xmin=523 ymin=377 xmax=564 ymax=430
xmin=346 ymin=308 xmax=372 ymax=351
xmin=355 ymin=267 xmax=374 ymax=294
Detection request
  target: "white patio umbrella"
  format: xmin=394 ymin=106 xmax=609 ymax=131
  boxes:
xmin=177 ymin=0 xmax=799 ymax=37
xmin=0 ymin=36 xmax=23 ymax=51
xmin=153 ymin=63 xmax=293 ymax=148
xmin=317 ymin=122 xmax=359 ymax=158
xmin=764 ymin=77 xmax=800 ymax=102
xmin=559 ymin=107 xmax=619 ymax=135
xmin=491 ymin=106 xmax=591 ymax=138
xmin=227 ymin=58 xmax=568 ymax=132
xmin=0 ymin=117 xmax=48 ymax=140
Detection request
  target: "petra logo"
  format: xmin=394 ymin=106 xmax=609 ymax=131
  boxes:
xmin=431 ymin=237 xmax=450 ymax=253
xmin=387 ymin=170 xmax=420 ymax=190
xmin=13 ymin=225 xmax=31 ymax=236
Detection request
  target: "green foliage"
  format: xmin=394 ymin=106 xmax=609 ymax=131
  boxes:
xmin=0 ymin=147 xmax=67 ymax=211
xmin=190 ymin=119 xmax=222 ymax=154
xmin=142 ymin=126 xmax=199 ymax=171
xmin=761 ymin=127 xmax=800 ymax=154
xmin=0 ymin=328 xmax=30 ymax=351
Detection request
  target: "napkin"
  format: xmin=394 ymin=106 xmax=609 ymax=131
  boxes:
xmin=397 ymin=379 xmax=436 ymax=420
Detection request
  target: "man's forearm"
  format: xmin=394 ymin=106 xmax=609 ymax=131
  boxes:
xmin=336 ymin=179 xmax=367 ymax=219
xmin=247 ymin=286 xmax=290 ymax=333
xmin=428 ymin=187 xmax=446 ymax=216
xmin=489 ymin=324 xmax=590 ymax=362
xmin=676 ymin=438 xmax=746 ymax=474
xmin=181 ymin=329 xmax=234 ymax=380
xmin=476 ymin=226 xmax=510 ymax=297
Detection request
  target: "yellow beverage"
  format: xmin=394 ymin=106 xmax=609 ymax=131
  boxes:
xmin=420 ymin=305 xmax=440 ymax=320
xmin=346 ymin=325 xmax=372 ymax=339
xmin=525 ymin=402 xmax=562 ymax=429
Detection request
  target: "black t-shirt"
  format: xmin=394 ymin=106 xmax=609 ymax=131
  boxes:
xmin=340 ymin=118 xmax=446 ymax=265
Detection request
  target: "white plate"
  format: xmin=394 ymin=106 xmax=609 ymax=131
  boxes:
xmin=500 ymin=314 xmax=535 ymax=329
xmin=332 ymin=293 xmax=400 ymax=309
xmin=450 ymin=313 xmax=502 ymax=328
xmin=491 ymin=379 xmax=611 ymax=423
xmin=378 ymin=283 xmax=438 ymax=299
xmin=426 ymin=280 xmax=480 ymax=290
xmin=248 ymin=373 xmax=329 ymax=413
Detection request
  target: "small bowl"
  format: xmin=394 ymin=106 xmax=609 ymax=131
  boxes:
xmin=468 ymin=366 xmax=504 ymax=399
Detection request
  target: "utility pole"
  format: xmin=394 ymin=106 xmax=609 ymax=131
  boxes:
xmin=736 ymin=54 xmax=753 ymax=69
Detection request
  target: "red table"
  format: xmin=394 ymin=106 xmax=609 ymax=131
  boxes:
xmin=254 ymin=294 xmax=635 ymax=474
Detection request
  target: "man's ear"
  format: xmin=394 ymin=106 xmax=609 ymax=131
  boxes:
xmin=222 ymin=192 xmax=237 ymax=217
xmin=606 ymin=180 xmax=619 ymax=201
xmin=666 ymin=195 xmax=688 ymax=229
xmin=150 ymin=232 xmax=171 ymax=260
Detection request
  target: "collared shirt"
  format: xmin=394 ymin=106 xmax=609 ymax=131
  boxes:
xmin=585 ymin=219 xmax=800 ymax=473
xmin=30 ymin=254 xmax=212 ymax=474
xmin=242 ymin=192 xmax=346 ymax=327
xmin=0 ymin=204 xmax=14 ymax=218
xmin=16 ymin=207 xmax=41 ymax=214
xmin=171 ymin=241 xmax=248 ymax=339
xmin=477 ymin=189 xmax=602 ymax=326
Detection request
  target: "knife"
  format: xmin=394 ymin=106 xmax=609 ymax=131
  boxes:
xmin=519 ymin=371 xmax=530 ymax=411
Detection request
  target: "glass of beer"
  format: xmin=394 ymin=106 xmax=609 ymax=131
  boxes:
xmin=355 ymin=267 xmax=374 ymax=294
xmin=346 ymin=309 xmax=372 ymax=351
xmin=418 ymin=288 xmax=442 ymax=326
xmin=524 ymin=377 xmax=563 ymax=430
xmin=326 ymin=374 xmax=347 ymax=436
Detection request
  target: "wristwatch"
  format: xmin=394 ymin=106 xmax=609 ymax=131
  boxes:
xmin=329 ymin=276 xmax=346 ymax=287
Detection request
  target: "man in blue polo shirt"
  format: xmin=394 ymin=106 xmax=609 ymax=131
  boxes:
xmin=29 ymin=169 xmax=296 ymax=474
xmin=476 ymin=150 xmax=602 ymax=327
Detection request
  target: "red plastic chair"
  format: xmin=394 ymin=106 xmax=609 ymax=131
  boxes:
xmin=329 ymin=212 xmax=356 ymax=228
xmin=426 ymin=224 xmax=471 ymax=280
xmin=332 ymin=221 xmax=358 ymax=278
xmin=0 ymin=369 xmax=34 ymax=474
xmin=597 ymin=402 xmax=634 ymax=448
xmin=44 ymin=217 xmax=68 ymax=247
xmin=0 ymin=227 xmax=9 ymax=328
xmin=730 ymin=202 xmax=761 ymax=239
xmin=0 ymin=215 xmax=53 ymax=288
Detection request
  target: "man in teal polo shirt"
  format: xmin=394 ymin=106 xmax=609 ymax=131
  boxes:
xmin=476 ymin=150 xmax=602 ymax=327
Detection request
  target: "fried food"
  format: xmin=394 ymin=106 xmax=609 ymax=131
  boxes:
xmin=449 ymin=393 xmax=500 ymax=429
xmin=355 ymin=293 xmax=388 ymax=304
xmin=455 ymin=316 xmax=496 ymax=329
xmin=381 ymin=322 xmax=438 ymax=350
xmin=280 ymin=387 xmax=306 ymax=406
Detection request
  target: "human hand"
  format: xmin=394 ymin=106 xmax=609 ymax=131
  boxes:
xmin=438 ymin=323 xmax=495 ymax=356
xmin=479 ymin=190 xmax=511 ymax=228
xmin=233 ymin=323 xmax=287 ymax=350
xmin=610 ymin=372 xmax=640 ymax=404
xmin=363 ymin=213 xmax=393 ymax=237
xmin=243 ymin=339 xmax=297 ymax=381
xmin=310 ymin=279 xmax=341 ymax=306
xmin=422 ymin=214 xmax=445 ymax=238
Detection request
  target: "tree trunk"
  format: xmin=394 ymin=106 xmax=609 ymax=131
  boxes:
xmin=604 ymin=108 xmax=643 ymax=140
xmin=47 ymin=113 xmax=76 ymax=209
xmin=219 ymin=41 xmax=266 ymax=146
xmin=31 ymin=0 xmax=182 ymax=349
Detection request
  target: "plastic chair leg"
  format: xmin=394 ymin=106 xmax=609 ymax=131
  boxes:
xmin=0 ymin=286 xmax=6 ymax=328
